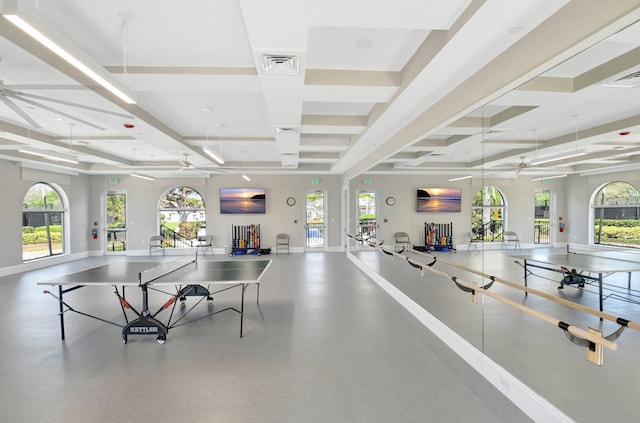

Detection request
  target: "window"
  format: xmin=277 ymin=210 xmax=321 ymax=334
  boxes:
xmin=22 ymin=183 xmax=65 ymax=261
xmin=471 ymin=186 xmax=506 ymax=242
xmin=593 ymin=181 xmax=640 ymax=248
xmin=158 ymin=186 xmax=206 ymax=248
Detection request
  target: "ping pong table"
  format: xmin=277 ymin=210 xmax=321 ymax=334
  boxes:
xmin=512 ymin=245 xmax=640 ymax=314
xmin=38 ymin=256 xmax=272 ymax=343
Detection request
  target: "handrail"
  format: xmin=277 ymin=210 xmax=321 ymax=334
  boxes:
xmin=160 ymin=225 xmax=193 ymax=248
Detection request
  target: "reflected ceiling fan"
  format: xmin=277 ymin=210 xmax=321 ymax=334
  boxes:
xmin=0 ymin=82 xmax=133 ymax=129
xmin=500 ymin=156 xmax=534 ymax=175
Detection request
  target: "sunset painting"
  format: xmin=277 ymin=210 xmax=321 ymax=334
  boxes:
xmin=416 ymin=188 xmax=461 ymax=212
xmin=220 ymin=188 xmax=266 ymax=214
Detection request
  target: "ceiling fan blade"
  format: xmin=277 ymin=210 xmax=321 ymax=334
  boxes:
xmin=10 ymin=95 xmax=106 ymax=130
xmin=14 ymin=90 xmax=133 ymax=119
xmin=0 ymin=96 xmax=41 ymax=128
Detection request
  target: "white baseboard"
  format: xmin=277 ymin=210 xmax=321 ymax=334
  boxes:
xmin=0 ymin=252 xmax=90 ymax=277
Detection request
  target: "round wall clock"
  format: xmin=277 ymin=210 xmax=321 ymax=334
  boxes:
xmin=385 ymin=196 xmax=396 ymax=206
xmin=286 ymin=197 xmax=296 ymax=206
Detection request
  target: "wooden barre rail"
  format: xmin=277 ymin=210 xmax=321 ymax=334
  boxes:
xmin=407 ymin=246 xmax=640 ymax=332
xmin=368 ymin=243 xmax=618 ymax=351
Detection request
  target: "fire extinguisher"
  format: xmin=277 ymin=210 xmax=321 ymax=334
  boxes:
xmin=559 ymin=217 xmax=565 ymax=233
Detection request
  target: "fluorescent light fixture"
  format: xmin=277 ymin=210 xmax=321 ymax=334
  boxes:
xmin=448 ymin=175 xmax=473 ymax=181
xmin=131 ymin=173 xmax=155 ymax=181
xmin=530 ymin=150 xmax=586 ymax=166
xmin=202 ymin=146 xmax=224 ymax=164
xmin=531 ymin=174 xmax=567 ymax=181
xmin=242 ymin=174 xmax=251 ymax=181
xmin=2 ymin=2 xmax=136 ymax=104
xmin=18 ymin=146 xmax=79 ymax=164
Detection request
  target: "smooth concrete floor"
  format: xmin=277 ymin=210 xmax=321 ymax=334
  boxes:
xmin=0 ymin=252 xmax=530 ymax=423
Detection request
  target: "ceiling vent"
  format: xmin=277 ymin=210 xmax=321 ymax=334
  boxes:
xmin=260 ymin=54 xmax=300 ymax=75
xmin=603 ymin=69 xmax=640 ymax=88
xmin=274 ymin=127 xmax=299 ymax=134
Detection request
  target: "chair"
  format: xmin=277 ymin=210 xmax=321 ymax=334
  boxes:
xmin=196 ymin=235 xmax=214 ymax=256
xmin=394 ymin=232 xmax=411 ymax=252
xmin=503 ymin=231 xmax=521 ymax=250
xmin=149 ymin=235 xmax=165 ymax=256
xmin=468 ymin=232 xmax=480 ymax=252
xmin=276 ymin=233 xmax=289 ymax=254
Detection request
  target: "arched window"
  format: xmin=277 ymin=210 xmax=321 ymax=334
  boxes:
xmin=592 ymin=181 xmax=640 ymax=248
xmin=22 ymin=183 xmax=66 ymax=261
xmin=471 ymin=186 xmax=506 ymax=242
xmin=158 ymin=186 xmax=206 ymax=248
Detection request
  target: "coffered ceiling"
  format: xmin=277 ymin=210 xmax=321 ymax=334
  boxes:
xmin=0 ymin=0 xmax=639 ymax=180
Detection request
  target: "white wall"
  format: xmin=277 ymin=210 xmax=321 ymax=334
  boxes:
xmin=1 ymin=155 xmax=637 ymax=273
xmin=0 ymin=161 xmax=92 ymax=270
xmin=88 ymin=172 xmax=344 ymax=254
xmin=349 ymin=174 xmax=569 ymax=248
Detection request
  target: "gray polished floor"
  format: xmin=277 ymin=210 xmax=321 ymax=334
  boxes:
xmin=0 ymin=252 xmax=529 ymax=423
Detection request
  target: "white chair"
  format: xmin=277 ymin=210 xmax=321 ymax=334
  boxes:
xmin=394 ymin=232 xmax=411 ymax=251
xmin=276 ymin=233 xmax=289 ymax=254
xmin=196 ymin=235 xmax=214 ymax=256
xmin=149 ymin=235 xmax=165 ymax=256
xmin=503 ymin=231 xmax=521 ymax=250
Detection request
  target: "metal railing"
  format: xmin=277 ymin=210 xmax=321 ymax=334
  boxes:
xmin=534 ymin=221 xmax=550 ymax=244
xmin=358 ymin=219 xmax=377 ymax=241
xmin=160 ymin=225 xmax=194 ymax=248
xmin=305 ymin=223 xmax=325 ymax=247
xmin=471 ymin=220 xmax=504 ymax=242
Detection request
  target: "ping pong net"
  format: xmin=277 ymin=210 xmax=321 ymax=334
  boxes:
xmin=566 ymin=243 xmax=640 ymax=262
xmin=139 ymin=255 xmax=196 ymax=285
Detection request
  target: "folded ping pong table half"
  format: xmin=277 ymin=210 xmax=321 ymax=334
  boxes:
xmin=38 ymin=256 xmax=272 ymax=344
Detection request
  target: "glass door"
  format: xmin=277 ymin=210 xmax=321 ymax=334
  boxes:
xmin=305 ymin=190 xmax=326 ymax=248
xmin=534 ymin=189 xmax=550 ymax=244
xmin=357 ymin=190 xmax=377 ymax=241
xmin=105 ymin=192 xmax=127 ymax=253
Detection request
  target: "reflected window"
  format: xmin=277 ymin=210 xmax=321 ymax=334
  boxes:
xmin=471 ymin=186 xmax=506 ymax=242
xmin=22 ymin=183 xmax=65 ymax=261
xmin=593 ymin=181 xmax=640 ymax=248
xmin=159 ymin=186 xmax=207 ymax=248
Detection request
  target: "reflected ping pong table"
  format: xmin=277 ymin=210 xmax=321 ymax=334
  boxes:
xmin=38 ymin=256 xmax=272 ymax=343
xmin=512 ymin=245 xmax=640 ymax=314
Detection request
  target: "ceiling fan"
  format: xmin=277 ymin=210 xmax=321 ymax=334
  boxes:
xmin=0 ymin=81 xmax=133 ymax=130
xmin=178 ymin=153 xmax=196 ymax=171
xmin=500 ymin=156 xmax=533 ymax=175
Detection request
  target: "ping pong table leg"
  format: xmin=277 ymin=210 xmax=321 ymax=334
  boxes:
xmin=58 ymin=285 xmax=65 ymax=341
xmin=629 ymin=272 xmax=632 ymax=290
xmin=523 ymin=260 xmax=528 ymax=296
xmin=240 ymin=284 xmax=245 ymax=338
xmin=599 ymin=273 xmax=604 ymax=319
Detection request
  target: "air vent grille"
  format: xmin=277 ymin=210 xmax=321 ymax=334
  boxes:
xmin=603 ymin=69 xmax=640 ymax=88
xmin=260 ymin=54 xmax=300 ymax=75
